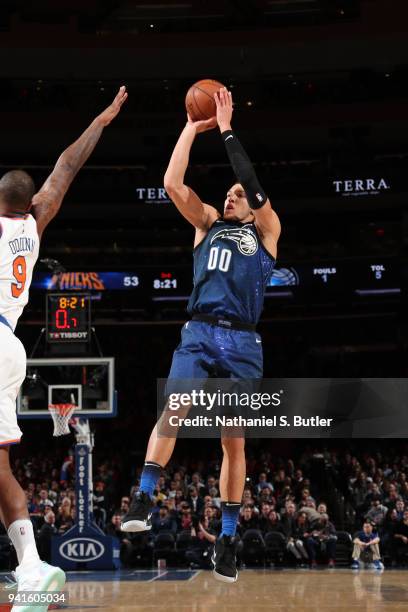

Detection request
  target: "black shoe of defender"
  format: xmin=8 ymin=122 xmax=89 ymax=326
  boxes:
xmin=212 ymin=535 xmax=238 ymax=583
xmin=121 ymin=491 xmax=153 ymax=532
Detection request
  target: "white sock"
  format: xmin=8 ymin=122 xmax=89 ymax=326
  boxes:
xmin=8 ymin=519 xmax=41 ymax=569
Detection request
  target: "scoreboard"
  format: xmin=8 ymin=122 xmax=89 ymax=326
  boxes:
xmin=33 ymin=259 xmax=402 ymax=303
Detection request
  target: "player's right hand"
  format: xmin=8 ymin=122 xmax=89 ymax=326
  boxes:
xmin=98 ymin=85 xmax=128 ymax=126
xmin=186 ymin=113 xmax=217 ymax=134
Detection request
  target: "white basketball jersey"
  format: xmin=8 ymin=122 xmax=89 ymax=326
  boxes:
xmin=0 ymin=214 xmax=39 ymax=331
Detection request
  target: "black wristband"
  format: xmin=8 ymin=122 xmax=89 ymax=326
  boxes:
xmin=221 ymin=130 xmax=267 ymax=210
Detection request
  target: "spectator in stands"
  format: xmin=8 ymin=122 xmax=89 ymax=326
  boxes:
xmin=26 ymin=490 xmax=40 ymax=515
xmin=281 ymin=501 xmax=296 ymax=535
xmin=38 ymin=488 xmax=54 ymax=512
xmin=48 ymin=481 xmax=60 ymax=505
xmin=391 ymin=509 xmax=408 ymax=566
xmin=187 ymin=486 xmax=204 ymax=515
xmin=299 ymin=498 xmax=320 ymax=523
xmin=174 ymin=490 xmax=185 ymax=507
xmin=185 ymin=512 xmax=219 ymax=569
xmin=383 ymin=506 xmax=400 ymax=559
xmin=276 ymin=486 xmax=294 ymax=510
xmin=56 ymin=497 xmax=74 ymax=534
xmin=239 ymin=505 xmax=260 ymax=534
xmin=351 ymin=520 xmax=383 ymax=570
xmin=400 ymin=482 xmax=408 ymax=503
xmin=365 ymin=495 xmax=388 ymax=528
xmin=208 ymin=486 xmax=221 ymax=508
xmin=256 ymin=473 xmax=274 ymax=495
xmin=258 ymin=487 xmax=274 ymax=506
xmin=395 ymin=499 xmax=405 ymax=520
xmin=258 ymin=502 xmax=272 ymax=532
xmin=204 ymin=476 xmax=218 ymax=496
xmin=93 ymin=481 xmax=108 ymax=528
xmin=293 ymin=469 xmax=304 ymax=492
xmin=179 ymin=503 xmax=194 ymax=533
xmin=191 ymin=472 xmax=205 ymax=495
xmin=37 ymin=511 xmax=57 ymax=563
xmin=151 ymin=506 xmax=177 ymax=536
xmin=364 ymin=481 xmax=382 ymax=508
xmin=157 ymin=475 xmax=168 ymax=494
xmin=384 ymin=484 xmax=399 ymax=509
xmin=262 ymin=510 xmax=285 ymax=536
xmin=299 ymin=488 xmax=314 ymax=507
xmin=288 ymin=511 xmax=309 ymax=563
xmin=107 ymin=513 xmax=137 ymax=567
xmin=168 ymin=480 xmax=179 ymax=498
xmin=163 ymin=497 xmax=178 ymax=520
xmin=305 ymin=513 xmax=337 ymax=568
xmin=120 ymin=496 xmax=130 ymax=515
xmin=153 ymin=485 xmax=167 ymax=503
xmin=242 ymin=487 xmax=256 ymax=506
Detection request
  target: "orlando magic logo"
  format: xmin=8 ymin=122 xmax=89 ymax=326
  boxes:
xmin=211 ymin=225 xmax=258 ymax=256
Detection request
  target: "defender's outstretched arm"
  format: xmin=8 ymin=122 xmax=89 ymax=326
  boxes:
xmin=164 ymin=115 xmax=219 ymax=230
xmin=33 ymin=86 xmax=128 ymax=238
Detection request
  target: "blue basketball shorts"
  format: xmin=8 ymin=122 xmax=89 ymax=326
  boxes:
xmin=168 ymin=320 xmax=263 ymax=380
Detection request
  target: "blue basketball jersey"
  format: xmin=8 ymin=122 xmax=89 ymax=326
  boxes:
xmin=187 ymin=219 xmax=276 ymax=325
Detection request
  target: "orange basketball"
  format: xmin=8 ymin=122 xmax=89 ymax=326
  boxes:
xmin=185 ymin=79 xmax=225 ymax=121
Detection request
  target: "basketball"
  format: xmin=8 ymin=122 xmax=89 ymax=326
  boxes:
xmin=185 ymin=79 xmax=226 ymax=121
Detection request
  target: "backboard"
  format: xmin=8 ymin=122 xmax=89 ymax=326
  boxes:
xmin=17 ymin=357 xmax=116 ymax=419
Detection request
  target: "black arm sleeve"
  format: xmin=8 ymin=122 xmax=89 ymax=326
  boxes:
xmin=221 ymin=130 xmax=267 ymax=209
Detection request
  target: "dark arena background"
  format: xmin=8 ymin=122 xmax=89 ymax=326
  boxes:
xmin=1 ymin=1 xmax=408 ymax=610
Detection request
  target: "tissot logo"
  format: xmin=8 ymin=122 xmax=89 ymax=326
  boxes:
xmin=333 ymin=178 xmax=390 ymax=196
xmin=59 ymin=538 xmax=105 ymax=562
xmin=135 ymin=187 xmax=170 ymax=203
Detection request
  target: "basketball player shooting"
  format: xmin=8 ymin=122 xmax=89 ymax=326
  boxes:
xmin=0 ymin=86 xmax=127 ymax=610
xmin=121 ymin=87 xmax=281 ymax=582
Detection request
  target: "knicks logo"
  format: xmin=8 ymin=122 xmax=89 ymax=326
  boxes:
xmin=49 ymin=272 xmax=105 ymax=291
xmin=211 ymin=225 xmax=258 ymax=256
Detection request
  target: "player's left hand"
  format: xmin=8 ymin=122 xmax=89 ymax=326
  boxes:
xmin=98 ymin=85 xmax=128 ymax=126
xmin=214 ymin=87 xmax=233 ymax=131
xmin=186 ymin=113 xmax=217 ymax=133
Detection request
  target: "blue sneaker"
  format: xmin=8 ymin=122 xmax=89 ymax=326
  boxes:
xmin=373 ymin=560 xmax=384 ymax=571
xmin=351 ymin=560 xmax=360 ymax=570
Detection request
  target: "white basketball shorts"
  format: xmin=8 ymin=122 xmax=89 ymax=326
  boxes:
xmin=0 ymin=322 xmax=25 ymax=446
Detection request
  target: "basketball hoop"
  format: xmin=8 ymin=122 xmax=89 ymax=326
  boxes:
xmin=48 ymin=403 xmax=76 ymax=437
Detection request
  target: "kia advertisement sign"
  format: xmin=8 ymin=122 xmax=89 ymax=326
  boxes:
xmin=59 ymin=538 xmax=105 ymax=562
xmin=52 ymin=533 xmax=120 ymax=570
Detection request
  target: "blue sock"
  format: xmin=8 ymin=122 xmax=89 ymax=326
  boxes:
xmin=221 ymin=501 xmax=241 ymax=537
xmin=139 ymin=461 xmax=162 ymax=499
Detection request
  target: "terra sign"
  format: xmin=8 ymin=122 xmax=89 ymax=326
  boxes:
xmin=135 ymin=187 xmax=170 ymax=203
xmin=333 ymin=178 xmax=390 ymax=196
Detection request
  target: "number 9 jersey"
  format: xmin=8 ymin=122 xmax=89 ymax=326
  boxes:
xmin=188 ymin=219 xmax=276 ymax=325
xmin=0 ymin=214 xmax=40 ymax=331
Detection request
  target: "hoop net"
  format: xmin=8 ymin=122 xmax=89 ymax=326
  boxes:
xmin=48 ymin=403 xmax=76 ymax=437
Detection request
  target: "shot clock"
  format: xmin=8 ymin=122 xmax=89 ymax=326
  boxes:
xmin=46 ymin=293 xmax=91 ymax=343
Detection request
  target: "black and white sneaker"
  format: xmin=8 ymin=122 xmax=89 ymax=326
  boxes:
xmin=212 ymin=535 xmax=238 ymax=583
xmin=120 ymin=491 xmax=153 ymax=532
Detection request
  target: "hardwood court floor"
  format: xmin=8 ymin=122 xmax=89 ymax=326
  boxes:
xmin=55 ymin=568 xmax=408 ymax=611
xmin=1 ymin=568 xmax=408 ymax=611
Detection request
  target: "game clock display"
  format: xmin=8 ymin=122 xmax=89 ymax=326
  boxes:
xmin=46 ymin=293 xmax=91 ymax=343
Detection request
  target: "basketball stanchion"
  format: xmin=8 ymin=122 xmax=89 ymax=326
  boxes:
xmin=50 ymin=406 xmax=121 ymax=571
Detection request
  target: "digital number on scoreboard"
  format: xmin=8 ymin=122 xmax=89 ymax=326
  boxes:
xmin=46 ymin=293 xmax=91 ymax=343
